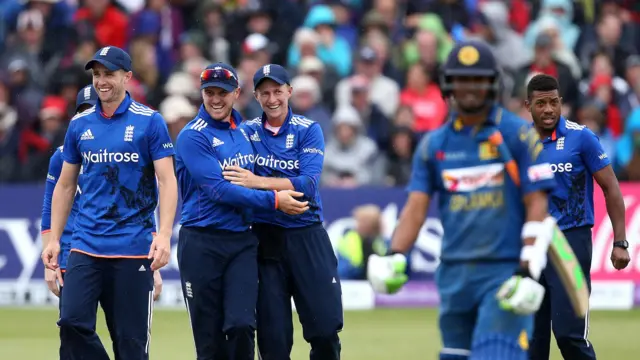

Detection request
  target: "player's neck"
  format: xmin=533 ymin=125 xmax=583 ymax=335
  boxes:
xmin=535 ymin=126 xmax=554 ymax=139
xmin=459 ymin=112 xmax=488 ymax=127
xmin=100 ymin=92 xmax=126 ymax=117
xmin=266 ymin=114 xmax=286 ymax=127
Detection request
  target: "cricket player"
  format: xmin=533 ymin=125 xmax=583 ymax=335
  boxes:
xmin=367 ymin=40 xmax=557 ymax=359
xmin=222 ymin=63 xmax=343 ymax=360
xmin=41 ymin=46 xmax=177 ymax=360
xmin=175 ymin=62 xmax=309 ymax=360
xmin=41 ymin=85 xmax=97 ymax=301
xmin=526 ymin=74 xmax=630 ymax=360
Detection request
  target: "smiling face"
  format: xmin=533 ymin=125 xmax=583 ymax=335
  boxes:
xmin=254 ymin=79 xmax=292 ymax=121
xmin=91 ymin=63 xmax=131 ymax=105
xmin=202 ymin=86 xmax=239 ymax=121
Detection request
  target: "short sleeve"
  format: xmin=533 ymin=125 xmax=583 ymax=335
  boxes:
xmin=61 ymin=120 xmax=82 ymax=164
xmin=147 ymin=112 xmax=175 ymax=161
xmin=513 ymin=124 xmax=556 ymax=194
xmin=580 ymin=129 xmax=611 ymax=174
xmin=406 ymin=134 xmax=434 ymax=195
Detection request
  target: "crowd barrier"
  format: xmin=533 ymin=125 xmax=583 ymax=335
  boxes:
xmin=0 ymin=184 xmax=639 ymax=310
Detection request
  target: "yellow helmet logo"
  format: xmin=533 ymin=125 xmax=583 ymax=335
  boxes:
xmin=518 ymin=330 xmax=529 ymax=350
xmin=458 ymin=46 xmax=480 ymax=66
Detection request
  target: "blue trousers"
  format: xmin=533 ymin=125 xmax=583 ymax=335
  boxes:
xmin=178 ymin=226 xmax=258 ymax=360
xmin=253 ymin=223 xmax=343 ymax=360
xmin=58 ymin=251 xmax=154 ymax=360
xmin=530 ymin=226 xmax=596 ymax=360
xmin=438 ymin=261 xmax=532 ymax=360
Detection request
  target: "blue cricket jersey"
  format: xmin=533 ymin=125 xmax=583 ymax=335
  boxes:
xmin=540 ymin=116 xmax=611 ymax=231
xmin=176 ymin=107 xmax=278 ymax=231
xmin=242 ymin=108 xmax=324 ymax=228
xmin=61 ymin=93 xmax=175 ymax=257
xmin=408 ymin=106 xmax=556 ymax=262
xmin=41 ymin=146 xmax=81 ymax=269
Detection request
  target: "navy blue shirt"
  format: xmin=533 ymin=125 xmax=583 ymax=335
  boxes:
xmin=540 ymin=116 xmax=611 ymax=231
xmin=176 ymin=107 xmax=277 ymax=231
xmin=41 ymin=146 xmax=81 ymax=269
xmin=242 ymin=108 xmax=325 ymax=228
xmin=408 ymin=106 xmax=556 ymax=262
xmin=62 ymin=93 xmax=175 ymax=257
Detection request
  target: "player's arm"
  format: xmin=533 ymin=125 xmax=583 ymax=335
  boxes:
xmin=581 ymin=131 xmax=626 ymax=243
xmin=368 ymin=135 xmax=432 ymax=294
xmin=390 ymin=134 xmax=433 ymax=253
xmin=148 ymin=113 xmax=178 ymax=239
xmin=286 ymin=123 xmax=324 ymax=196
xmin=513 ymin=125 xmax=556 ymax=279
xmin=177 ymin=130 xmax=281 ymax=210
xmin=41 ymin=151 xmax=62 ymax=250
xmin=51 ymin=121 xmax=82 ymax=249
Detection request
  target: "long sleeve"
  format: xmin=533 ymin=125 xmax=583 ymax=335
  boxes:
xmin=176 ymin=130 xmax=277 ymax=210
xmin=289 ymin=123 xmax=324 ymax=198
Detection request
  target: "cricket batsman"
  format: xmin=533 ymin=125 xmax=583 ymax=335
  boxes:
xmin=222 ymin=64 xmax=343 ymax=360
xmin=41 ymin=46 xmax=178 ymax=360
xmin=525 ymin=74 xmax=630 ymax=360
xmin=174 ymin=63 xmax=308 ymax=360
xmin=367 ymin=40 xmax=557 ymax=359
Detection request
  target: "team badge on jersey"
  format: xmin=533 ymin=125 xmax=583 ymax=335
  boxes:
xmin=478 ymin=141 xmax=498 ymax=160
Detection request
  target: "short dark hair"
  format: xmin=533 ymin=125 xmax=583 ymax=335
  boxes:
xmin=527 ymin=74 xmax=559 ymax=100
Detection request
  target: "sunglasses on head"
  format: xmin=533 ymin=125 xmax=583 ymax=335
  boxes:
xmin=200 ymin=68 xmax=236 ymax=82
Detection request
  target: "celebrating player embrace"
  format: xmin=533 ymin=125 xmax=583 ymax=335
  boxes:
xmin=223 ymin=64 xmax=343 ymax=360
xmin=368 ymin=40 xmax=558 ymax=360
xmin=41 ymin=46 xmax=177 ymax=360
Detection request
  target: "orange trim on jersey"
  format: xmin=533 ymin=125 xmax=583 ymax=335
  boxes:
xmin=504 ymin=160 xmax=521 ymax=186
xmin=101 ymin=111 xmax=113 ymax=119
xmin=273 ymin=190 xmax=279 ymax=209
xmin=230 ymin=120 xmax=237 ymax=129
xmin=551 ymin=129 xmax=557 ymax=141
xmin=71 ymin=249 xmax=149 ymax=259
xmin=41 ymin=229 xmax=51 ymax=234
xmin=61 ymin=269 xmax=66 ymax=273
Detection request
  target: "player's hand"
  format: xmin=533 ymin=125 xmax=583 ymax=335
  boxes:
xmin=496 ymin=275 xmax=545 ymax=315
xmin=41 ymin=241 xmax=61 ymax=270
xmin=153 ymin=270 xmax=163 ymax=301
xmin=611 ymin=247 xmax=630 ymax=270
xmin=148 ymin=233 xmax=171 ymax=271
xmin=45 ymin=268 xmax=63 ymax=298
xmin=223 ymin=165 xmax=263 ymax=189
xmin=367 ymin=254 xmax=408 ymax=294
xmin=276 ymin=190 xmax=309 ymax=215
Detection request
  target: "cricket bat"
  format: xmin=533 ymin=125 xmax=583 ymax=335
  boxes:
xmin=546 ymin=219 xmax=590 ymax=318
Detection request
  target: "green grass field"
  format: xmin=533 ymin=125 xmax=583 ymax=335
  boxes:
xmin=1 ymin=308 xmax=638 ymax=359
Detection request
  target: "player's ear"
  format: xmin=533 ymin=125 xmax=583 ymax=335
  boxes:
xmin=253 ymin=90 xmax=259 ymax=101
xmin=524 ymin=99 xmax=531 ymax=112
xmin=123 ymin=71 xmax=133 ymax=83
xmin=233 ymin=87 xmax=241 ymax=100
xmin=286 ymin=84 xmax=293 ymax=98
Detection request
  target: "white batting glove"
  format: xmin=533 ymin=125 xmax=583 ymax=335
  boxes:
xmin=367 ymin=254 xmax=408 ymax=294
xmin=496 ymin=275 xmax=545 ymax=315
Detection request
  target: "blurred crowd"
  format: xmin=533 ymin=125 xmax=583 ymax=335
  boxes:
xmin=0 ymin=0 xmax=639 ymax=184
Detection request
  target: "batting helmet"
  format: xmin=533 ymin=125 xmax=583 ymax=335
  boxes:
xmin=440 ymin=40 xmax=500 ymax=98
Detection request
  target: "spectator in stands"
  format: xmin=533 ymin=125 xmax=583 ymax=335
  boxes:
xmin=579 ymin=51 xmax=633 ymax=136
xmin=336 ymin=204 xmax=387 ymax=280
xmin=524 ymin=0 xmax=581 ymax=52
xmin=327 ymin=0 xmax=358 ymax=49
xmin=400 ymin=62 xmax=447 ymax=135
xmin=74 ymin=0 xmax=128 ymax=49
xmin=2 ymin=10 xmax=49 ymax=89
xmin=624 ymin=55 xmax=640 ymax=108
xmin=242 ymin=33 xmax=273 ymax=67
xmin=402 ymin=14 xmax=452 ymax=77
xmin=412 ymin=0 xmax=471 ymax=33
xmin=579 ymin=12 xmax=634 ymax=79
xmin=295 ymin=55 xmax=340 ymax=111
xmin=346 ymin=75 xmax=391 ymax=151
xmin=577 ymin=103 xmax=617 ymax=166
xmin=335 ymin=46 xmax=399 ymax=119
xmin=513 ymin=33 xmax=578 ymax=116
xmin=289 ymin=5 xmax=352 ymax=77
xmin=475 ymin=1 xmax=531 ymax=74
xmin=289 ymin=74 xmax=332 ymax=139
xmin=323 ymin=106 xmax=380 ymax=187
xmin=615 ymin=108 xmax=640 ymax=180
xmin=159 ymin=95 xmax=196 ymax=143
xmin=19 ymin=95 xmax=67 ymax=181
xmin=382 ymin=126 xmax=416 ymax=187
xmin=195 ymin=2 xmax=229 ymax=64
xmin=0 ymin=100 xmax=19 ymax=182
